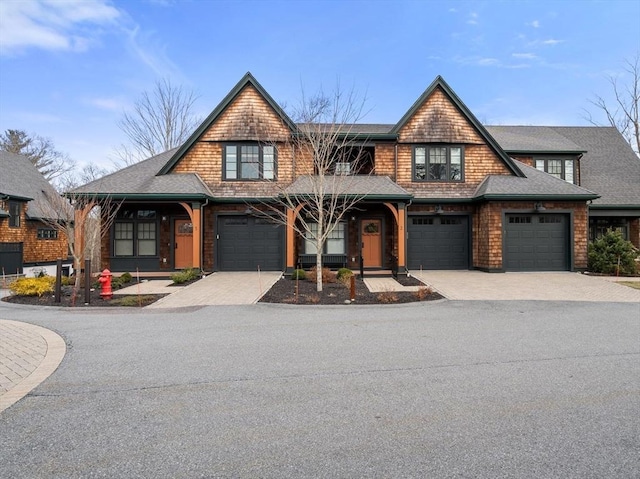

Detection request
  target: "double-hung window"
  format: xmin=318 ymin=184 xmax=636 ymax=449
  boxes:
xmin=113 ymin=210 xmax=157 ymax=257
xmin=414 ymin=146 xmax=463 ymax=181
xmin=224 ymin=144 xmax=276 ymax=180
xmin=535 ymin=159 xmax=575 ymax=184
xmin=9 ymin=201 xmax=20 ymax=228
xmin=304 ymin=222 xmax=346 ymax=254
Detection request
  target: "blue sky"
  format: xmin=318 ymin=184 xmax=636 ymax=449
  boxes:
xmin=1 ymin=0 xmax=639 ymax=171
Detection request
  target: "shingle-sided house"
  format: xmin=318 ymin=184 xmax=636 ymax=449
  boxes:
xmin=0 ymin=151 xmax=73 ymax=276
xmin=74 ymin=72 xmax=627 ymax=276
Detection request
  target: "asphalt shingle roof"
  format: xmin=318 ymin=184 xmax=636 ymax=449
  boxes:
xmin=485 ymin=126 xmax=584 ymax=152
xmin=284 ymin=175 xmax=411 ymax=199
xmin=475 ymin=160 xmax=598 ymax=199
xmin=0 ymin=150 xmax=71 ymax=220
xmin=73 ymin=149 xmax=214 ymax=197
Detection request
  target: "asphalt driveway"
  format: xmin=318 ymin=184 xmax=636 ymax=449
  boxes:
xmin=1 ymin=300 xmax=638 ymax=478
xmin=411 ymin=270 xmax=640 ymax=302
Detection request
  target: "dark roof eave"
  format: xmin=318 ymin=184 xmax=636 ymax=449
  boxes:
xmin=589 ymin=204 xmax=640 ymax=210
xmin=0 ymin=193 xmax=33 ymax=201
xmin=66 ymin=193 xmax=212 ymax=201
xmin=503 ymin=149 xmax=587 ymax=155
xmin=473 ymin=194 xmax=600 ymax=202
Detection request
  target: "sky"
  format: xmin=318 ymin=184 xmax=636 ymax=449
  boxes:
xmin=1 ymin=0 xmax=639 ymax=172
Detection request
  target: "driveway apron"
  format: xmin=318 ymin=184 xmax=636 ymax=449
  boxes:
xmin=411 ymin=270 xmax=640 ymax=302
xmin=144 ymin=271 xmax=282 ymax=308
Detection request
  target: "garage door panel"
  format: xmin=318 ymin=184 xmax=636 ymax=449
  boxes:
xmin=217 ymin=216 xmax=283 ymax=271
xmin=504 ymin=214 xmax=568 ymax=271
xmin=408 ymin=216 xmax=469 ymax=270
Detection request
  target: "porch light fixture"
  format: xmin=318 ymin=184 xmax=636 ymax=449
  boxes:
xmin=434 ymin=205 xmax=444 ymax=214
xmin=534 ymin=202 xmax=545 ymax=212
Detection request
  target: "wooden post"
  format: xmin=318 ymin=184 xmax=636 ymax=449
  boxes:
xmin=350 ymin=275 xmax=355 ymax=302
xmin=54 ymin=259 xmax=62 ymax=303
xmin=84 ymin=259 xmax=91 ymax=304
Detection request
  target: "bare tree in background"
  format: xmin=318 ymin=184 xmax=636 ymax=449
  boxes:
xmin=114 ymin=78 xmax=201 ymax=166
xmin=256 ymin=84 xmax=372 ymax=292
xmin=57 ymin=163 xmax=110 ymax=193
xmin=585 ymin=54 xmax=640 ymax=155
xmin=0 ymin=129 xmax=76 ymax=181
xmin=37 ymin=192 xmax=121 ymax=305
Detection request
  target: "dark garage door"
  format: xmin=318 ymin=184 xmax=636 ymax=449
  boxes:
xmin=217 ymin=216 xmax=283 ymax=271
xmin=0 ymin=242 xmax=23 ymax=275
xmin=504 ymin=214 xmax=569 ymax=271
xmin=407 ymin=216 xmax=469 ymax=269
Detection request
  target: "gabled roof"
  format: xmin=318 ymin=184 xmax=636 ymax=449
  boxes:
xmin=474 ymin=160 xmax=598 ymax=201
xmin=391 ymin=76 xmax=524 ymax=177
xmin=158 ymin=72 xmax=297 ymax=175
xmin=0 ymin=150 xmax=72 ymax=220
xmin=72 ymin=149 xmax=214 ymax=200
xmin=486 ymin=125 xmax=640 ymax=208
xmin=486 ymin=126 xmax=585 ymax=154
xmin=284 ymin=175 xmax=412 ymax=200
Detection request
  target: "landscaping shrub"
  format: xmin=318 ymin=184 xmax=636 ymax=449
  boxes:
xmin=110 ymin=295 xmax=157 ymax=307
xmin=291 ymin=269 xmax=306 ymax=280
xmin=337 ymin=268 xmax=353 ymax=281
xmin=376 ymin=289 xmax=398 ymax=303
xmin=588 ymin=229 xmax=638 ymax=275
xmin=171 ymin=268 xmax=200 ymax=284
xmin=61 ymin=276 xmax=73 ymax=286
xmin=9 ymin=276 xmax=56 ymax=297
xmin=414 ymin=286 xmax=433 ymax=301
xmin=120 ymin=272 xmax=133 ymax=283
xmin=306 ymin=266 xmax=336 ymax=283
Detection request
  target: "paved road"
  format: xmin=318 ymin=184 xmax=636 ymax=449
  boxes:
xmin=0 ymin=300 xmax=638 ymax=478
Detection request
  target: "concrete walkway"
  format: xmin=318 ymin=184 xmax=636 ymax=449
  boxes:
xmin=142 ymin=271 xmax=283 ymax=308
xmin=363 ymin=277 xmax=425 ymax=293
xmin=411 ymin=270 xmax=640 ymax=302
xmin=0 ymin=320 xmax=66 ymax=412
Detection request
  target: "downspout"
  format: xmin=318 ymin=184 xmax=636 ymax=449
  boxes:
xmin=576 ymin=153 xmax=583 ymax=186
xmin=394 ymin=143 xmax=398 ymax=181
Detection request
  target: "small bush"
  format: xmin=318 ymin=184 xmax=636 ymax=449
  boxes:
xmin=171 ymin=268 xmax=200 ymax=284
xmin=306 ymin=266 xmax=336 ymax=283
xmin=61 ymin=276 xmax=73 ymax=286
xmin=291 ymin=269 xmax=306 ymax=280
xmin=337 ymin=268 xmax=353 ymax=281
xmin=414 ymin=286 xmax=433 ymax=301
xmin=305 ymin=293 xmax=321 ymax=304
xmin=9 ymin=276 xmax=56 ymax=297
xmin=588 ymin=229 xmax=638 ymax=275
xmin=376 ymin=289 xmax=398 ymax=303
xmin=120 ymin=272 xmax=133 ymax=283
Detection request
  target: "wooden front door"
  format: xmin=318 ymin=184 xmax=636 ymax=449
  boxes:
xmin=174 ymin=219 xmax=194 ymax=269
xmin=361 ymin=219 xmax=382 ymax=268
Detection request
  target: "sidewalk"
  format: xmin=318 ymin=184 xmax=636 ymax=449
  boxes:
xmin=0 ymin=320 xmax=66 ymax=412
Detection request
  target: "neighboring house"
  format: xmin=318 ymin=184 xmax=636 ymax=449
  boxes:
xmin=0 ymin=151 xmax=73 ymax=277
xmin=74 ymin=72 xmax=628 ymax=276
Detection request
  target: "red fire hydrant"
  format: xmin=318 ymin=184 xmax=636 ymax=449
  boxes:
xmin=98 ymin=269 xmax=113 ymax=300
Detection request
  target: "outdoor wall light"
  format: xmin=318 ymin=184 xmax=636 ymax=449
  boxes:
xmin=534 ymin=202 xmax=546 ymax=212
xmin=434 ymin=205 xmax=444 ymax=214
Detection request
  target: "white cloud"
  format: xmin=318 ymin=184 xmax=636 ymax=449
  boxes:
xmin=512 ymin=53 xmax=538 ymax=60
xmin=467 ymin=12 xmax=479 ymax=25
xmin=528 ymin=20 xmax=541 ymax=28
xmin=0 ymin=0 xmax=120 ymax=56
xmin=542 ymin=38 xmax=563 ymax=45
xmin=125 ymin=26 xmax=185 ymax=80
xmin=86 ymin=97 xmax=129 ymax=112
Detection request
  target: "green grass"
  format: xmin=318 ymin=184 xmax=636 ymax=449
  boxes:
xmin=617 ymin=281 xmax=640 ymax=290
xmin=110 ymin=295 xmax=158 ymax=306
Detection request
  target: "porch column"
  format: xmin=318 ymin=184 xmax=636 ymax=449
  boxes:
xmin=286 ymin=207 xmax=296 ymax=271
xmin=73 ymin=201 xmax=94 ymax=272
xmin=397 ymin=203 xmax=406 ymax=272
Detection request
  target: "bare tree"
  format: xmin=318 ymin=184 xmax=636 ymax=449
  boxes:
xmin=0 ymin=129 xmax=76 ymax=181
xmin=37 ymin=191 xmax=121 ymax=305
xmin=585 ymin=54 xmax=640 ymax=155
xmin=256 ymin=84 xmax=372 ymax=292
xmin=57 ymin=162 xmax=110 ymax=193
xmin=114 ymin=78 xmax=201 ymax=166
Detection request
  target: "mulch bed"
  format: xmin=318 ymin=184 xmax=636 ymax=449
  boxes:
xmin=260 ymin=276 xmax=442 ymax=305
xmin=2 ymin=286 xmax=166 ymax=307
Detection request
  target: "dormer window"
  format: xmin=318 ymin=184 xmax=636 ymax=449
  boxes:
xmin=224 ymin=144 xmax=276 ymax=180
xmin=535 ymin=159 xmax=575 ymax=184
xmin=413 ymin=146 xmax=464 ymax=182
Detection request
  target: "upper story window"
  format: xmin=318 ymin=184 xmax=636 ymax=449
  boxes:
xmin=9 ymin=201 xmax=21 ymax=228
xmin=413 ymin=146 xmax=464 ymax=182
xmin=224 ymin=144 xmax=276 ymax=180
xmin=535 ymin=159 xmax=575 ymax=184
xmin=37 ymin=228 xmax=58 ymax=240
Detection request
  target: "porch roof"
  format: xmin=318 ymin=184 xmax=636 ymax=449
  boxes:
xmin=72 ymin=149 xmax=214 ymax=200
xmin=474 ymin=160 xmax=599 ymax=201
xmin=283 ymin=175 xmax=412 ymax=200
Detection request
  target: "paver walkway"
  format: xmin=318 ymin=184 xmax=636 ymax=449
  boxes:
xmin=0 ymin=320 xmax=66 ymax=412
xmin=363 ymin=277 xmax=425 ymax=293
xmin=142 ymin=271 xmax=283 ymax=308
xmin=411 ymin=270 xmax=640 ymax=302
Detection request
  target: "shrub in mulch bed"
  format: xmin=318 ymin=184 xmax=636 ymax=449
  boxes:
xmin=260 ymin=276 xmax=442 ymax=305
xmin=2 ymin=286 xmax=166 ymax=307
